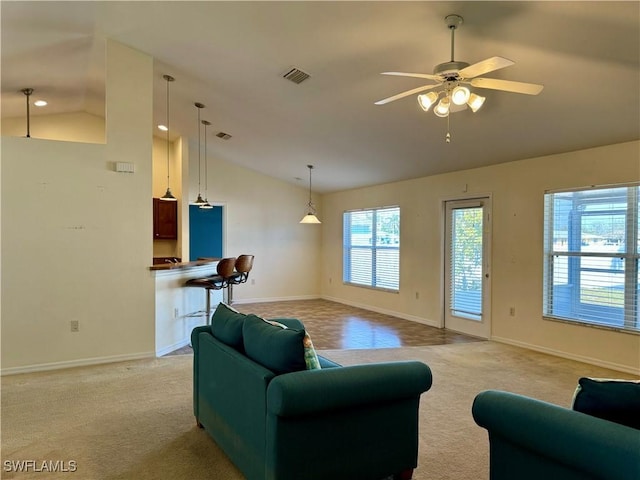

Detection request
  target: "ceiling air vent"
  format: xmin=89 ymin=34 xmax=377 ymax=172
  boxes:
xmin=216 ymin=132 xmax=232 ymax=140
xmin=282 ymin=67 xmax=311 ymax=84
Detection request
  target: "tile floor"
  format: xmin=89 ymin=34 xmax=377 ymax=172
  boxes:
xmin=168 ymin=298 xmax=482 ymax=354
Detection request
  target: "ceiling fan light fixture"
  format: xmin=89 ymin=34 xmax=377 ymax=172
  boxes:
xmin=451 ymin=86 xmax=470 ymax=105
xmin=417 ymin=92 xmax=439 ymax=111
xmin=434 ymin=97 xmax=451 ymax=117
xmin=467 ymin=93 xmax=486 ymax=112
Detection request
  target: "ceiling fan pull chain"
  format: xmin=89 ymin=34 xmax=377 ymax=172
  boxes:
xmin=446 ymin=112 xmax=451 ymax=143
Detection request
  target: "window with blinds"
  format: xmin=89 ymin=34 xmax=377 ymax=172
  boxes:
xmin=543 ymin=184 xmax=639 ymax=332
xmin=343 ymin=206 xmax=400 ymax=291
xmin=449 ymin=206 xmax=484 ymax=321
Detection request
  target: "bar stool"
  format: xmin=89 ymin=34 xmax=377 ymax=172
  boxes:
xmin=185 ymin=257 xmax=236 ymax=324
xmin=228 ymin=254 xmax=254 ymax=304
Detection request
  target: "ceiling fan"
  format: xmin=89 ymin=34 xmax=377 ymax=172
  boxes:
xmin=375 ymin=14 xmax=543 ymax=141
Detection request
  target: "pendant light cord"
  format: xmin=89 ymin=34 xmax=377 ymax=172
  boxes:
xmin=307 ymin=165 xmax=314 ymax=209
xmin=165 ymin=76 xmax=171 ymax=190
xmin=22 ymin=88 xmax=33 ymax=138
xmin=197 ymin=105 xmax=202 ymax=195
xmin=203 ymin=120 xmax=210 ymax=199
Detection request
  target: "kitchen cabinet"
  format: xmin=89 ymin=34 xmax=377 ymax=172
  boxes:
xmin=153 ymin=198 xmax=178 ymax=239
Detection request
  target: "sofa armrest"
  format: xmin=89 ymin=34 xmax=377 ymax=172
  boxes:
xmin=191 ymin=325 xmax=211 ymax=420
xmin=472 ymin=390 xmax=640 ymax=480
xmin=267 ymin=361 xmax=432 ymax=417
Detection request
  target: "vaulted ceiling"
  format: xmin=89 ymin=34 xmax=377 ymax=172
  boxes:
xmin=2 ymin=1 xmax=638 ymax=193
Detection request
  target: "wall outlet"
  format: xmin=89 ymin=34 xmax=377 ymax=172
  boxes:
xmin=509 ymin=307 xmax=516 ymax=317
xmin=415 ymin=291 xmax=420 ymax=300
xmin=70 ymin=320 xmax=79 ymax=332
xmin=174 ymin=308 xmax=179 ymax=319
xmin=251 ymin=279 xmax=255 ymax=285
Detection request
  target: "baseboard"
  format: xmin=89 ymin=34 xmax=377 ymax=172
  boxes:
xmin=1 ymin=351 xmax=156 ymax=376
xmin=321 ymin=295 xmax=440 ymax=328
xmin=492 ymin=336 xmax=640 ymax=375
xmin=156 ymin=338 xmax=191 ymax=357
xmin=231 ymin=294 xmax=320 ymax=305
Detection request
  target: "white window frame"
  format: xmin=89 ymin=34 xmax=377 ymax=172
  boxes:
xmin=543 ymin=183 xmax=639 ymax=333
xmin=343 ymin=206 xmax=400 ymax=292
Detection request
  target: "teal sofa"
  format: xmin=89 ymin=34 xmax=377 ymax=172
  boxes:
xmin=191 ymin=307 xmax=432 ymax=480
xmin=472 ymin=390 xmax=640 ymax=480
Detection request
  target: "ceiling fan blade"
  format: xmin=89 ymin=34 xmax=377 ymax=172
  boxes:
xmin=458 ymin=56 xmax=514 ymax=79
xmin=374 ymin=84 xmax=441 ymax=105
xmin=381 ymin=72 xmax=442 ymax=81
xmin=469 ymin=77 xmax=544 ymax=95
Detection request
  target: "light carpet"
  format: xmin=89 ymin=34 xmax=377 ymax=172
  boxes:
xmin=2 ymin=342 xmax=636 ymax=479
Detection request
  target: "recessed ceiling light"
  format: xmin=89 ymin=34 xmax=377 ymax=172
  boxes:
xmin=158 ymin=124 xmax=168 ymax=131
xmin=34 ymin=100 xmax=47 ymax=107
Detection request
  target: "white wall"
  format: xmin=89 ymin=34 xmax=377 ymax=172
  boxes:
xmin=1 ymin=41 xmax=155 ymax=373
xmin=1 ymin=40 xmax=323 ymax=373
xmin=321 ymin=141 xmax=640 ymax=374
xmin=190 ymin=148 xmax=323 ymax=303
xmin=1 ymin=111 xmax=106 ymax=144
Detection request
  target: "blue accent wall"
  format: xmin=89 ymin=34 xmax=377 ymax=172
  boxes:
xmin=189 ymin=205 xmax=223 ymax=261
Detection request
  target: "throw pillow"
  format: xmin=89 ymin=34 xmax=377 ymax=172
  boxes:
xmin=242 ymin=315 xmax=307 ymax=374
xmin=572 ymin=377 xmax=640 ymax=429
xmin=210 ymin=302 xmax=246 ymax=352
xmin=302 ymin=331 xmax=321 ymax=370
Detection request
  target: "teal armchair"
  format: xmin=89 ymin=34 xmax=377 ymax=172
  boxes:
xmin=472 ymin=390 xmax=640 ymax=480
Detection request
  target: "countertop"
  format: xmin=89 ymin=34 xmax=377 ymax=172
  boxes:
xmin=149 ymin=258 xmax=221 ymax=271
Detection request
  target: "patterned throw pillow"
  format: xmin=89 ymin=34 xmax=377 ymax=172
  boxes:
xmin=302 ymin=331 xmax=321 ymax=370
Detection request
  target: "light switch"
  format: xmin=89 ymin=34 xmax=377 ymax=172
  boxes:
xmin=115 ymin=162 xmax=135 ymax=173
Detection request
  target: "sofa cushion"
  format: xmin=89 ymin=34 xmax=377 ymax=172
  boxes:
xmin=243 ymin=314 xmax=307 ymax=374
xmin=211 ymin=302 xmax=247 ymax=352
xmin=268 ymin=318 xmax=321 ymax=370
xmin=572 ymin=377 xmax=640 ymax=429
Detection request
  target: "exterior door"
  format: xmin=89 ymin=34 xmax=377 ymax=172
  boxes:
xmin=444 ymin=198 xmax=492 ymax=338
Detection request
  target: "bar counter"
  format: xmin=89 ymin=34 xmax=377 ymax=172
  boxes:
xmin=149 ymin=258 xmax=222 ymax=271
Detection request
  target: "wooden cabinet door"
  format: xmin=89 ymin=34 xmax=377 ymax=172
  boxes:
xmin=153 ymin=198 xmax=178 ymax=239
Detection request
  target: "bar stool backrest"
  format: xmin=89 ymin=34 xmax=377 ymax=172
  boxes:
xmin=217 ymin=257 xmax=237 ymax=279
xmin=235 ymin=255 xmax=254 ymax=276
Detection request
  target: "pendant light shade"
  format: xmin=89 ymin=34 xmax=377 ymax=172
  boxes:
xmin=200 ymin=120 xmax=213 ymax=209
xmin=300 ymin=165 xmax=321 ymax=224
xmin=160 ymin=75 xmax=177 ymax=201
xmin=193 ymin=102 xmax=207 ymax=205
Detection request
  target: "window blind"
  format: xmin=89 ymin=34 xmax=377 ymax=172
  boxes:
xmin=343 ymin=206 xmax=400 ymax=291
xmin=543 ymin=185 xmax=639 ymax=332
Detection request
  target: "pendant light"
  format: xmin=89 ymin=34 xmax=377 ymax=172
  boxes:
xmin=192 ymin=103 xmax=207 ymax=205
xmin=160 ymin=74 xmax=177 ymax=201
xmin=200 ymin=119 xmax=213 ymax=209
xmin=21 ymin=88 xmax=33 ymax=138
xmin=300 ymin=165 xmax=321 ymax=224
